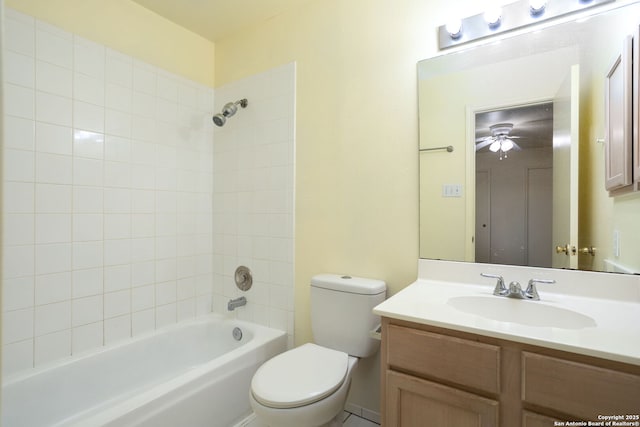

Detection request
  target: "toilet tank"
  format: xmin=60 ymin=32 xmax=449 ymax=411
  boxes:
xmin=310 ymin=274 xmax=386 ymax=358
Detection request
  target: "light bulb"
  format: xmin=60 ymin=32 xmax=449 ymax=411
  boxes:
xmin=489 ymin=140 xmax=501 ymax=152
xmin=530 ymin=0 xmax=547 ymax=15
xmin=484 ymin=6 xmax=502 ymax=28
xmin=446 ymin=19 xmax=463 ymax=39
xmin=501 ymin=139 xmax=514 ymax=152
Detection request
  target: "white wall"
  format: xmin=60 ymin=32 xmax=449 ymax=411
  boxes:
xmin=211 ymin=63 xmax=296 ymax=348
xmin=2 ymin=8 xmax=215 ymax=376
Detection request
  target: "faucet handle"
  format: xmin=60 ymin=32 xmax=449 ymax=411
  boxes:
xmin=525 ymin=278 xmax=556 ymax=300
xmin=481 ymin=273 xmax=507 ymax=296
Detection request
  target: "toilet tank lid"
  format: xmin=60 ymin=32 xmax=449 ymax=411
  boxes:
xmin=311 ymin=274 xmax=386 ymax=295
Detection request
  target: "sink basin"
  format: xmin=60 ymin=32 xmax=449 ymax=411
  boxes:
xmin=447 ymin=296 xmax=597 ymax=329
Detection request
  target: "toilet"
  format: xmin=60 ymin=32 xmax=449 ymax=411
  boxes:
xmin=249 ymin=274 xmax=386 ymax=427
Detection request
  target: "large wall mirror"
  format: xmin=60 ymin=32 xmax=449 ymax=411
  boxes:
xmin=419 ymin=1 xmax=640 ymax=274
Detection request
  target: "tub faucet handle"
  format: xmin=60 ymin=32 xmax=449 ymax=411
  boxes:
xmin=481 ymin=273 xmax=507 ymax=296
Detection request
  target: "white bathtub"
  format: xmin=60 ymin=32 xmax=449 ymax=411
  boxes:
xmin=1 ymin=315 xmax=287 ymax=427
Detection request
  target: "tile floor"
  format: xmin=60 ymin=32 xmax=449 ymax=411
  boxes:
xmin=239 ymin=411 xmax=379 ymax=427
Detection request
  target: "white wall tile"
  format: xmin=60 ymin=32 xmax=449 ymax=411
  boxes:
xmin=73 ymin=157 xmax=103 ymax=187
xmin=72 ymin=321 xmax=103 ymax=354
xmin=73 ymin=187 xmax=103 ymax=213
xmin=5 ymin=51 xmax=35 ymax=88
xmin=5 ymin=16 xmax=35 ymax=57
xmin=35 ymin=330 xmax=71 ymax=366
xmin=35 ymin=91 xmax=72 ymax=126
xmin=2 ymin=339 xmax=34 ymax=376
xmin=3 ymin=12 xmax=220 ymax=373
xmin=105 ymin=109 xmax=132 ymax=137
xmin=72 ymin=295 xmax=103 ymax=326
xmin=35 ymin=213 xmax=71 ymax=244
xmin=106 ymin=83 xmax=132 ymax=113
xmin=73 ymin=101 xmax=105 ymax=133
xmin=35 ymin=300 xmax=71 ymax=336
xmin=35 ymin=152 xmax=72 ymax=184
xmin=36 ymin=60 xmax=72 ymax=97
xmin=155 ymin=303 xmax=176 ymax=328
xmin=104 ymin=264 xmax=131 ymax=292
xmin=35 ymin=22 xmax=72 ymax=69
xmin=73 ymin=129 xmax=104 ymax=159
xmin=104 ymin=214 xmax=131 ymax=239
xmin=104 ymin=290 xmax=130 ymax=319
xmin=104 ymin=239 xmax=131 ymax=266
xmin=105 ymin=50 xmax=133 ymax=87
xmin=5 ymin=84 xmax=35 ymax=119
xmin=36 ymin=122 xmax=72 ymax=155
xmin=4 ymin=149 xmax=35 ymax=182
xmin=74 ymin=36 xmax=105 ymax=79
xmin=73 ymin=213 xmax=103 ymax=241
xmin=2 ymin=308 xmax=34 ymax=344
xmin=131 ymin=309 xmax=154 ymax=336
xmin=3 ymin=277 xmax=35 ymax=311
xmin=4 ymin=116 xmax=35 ymax=151
xmin=34 ymin=271 xmax=71 ymax=306
xmin=133 ymin=64 xmax=157 ymax=95
xmin=72 ymin=268 xmax=103 ymax=298
xmin=72 ymin=241 xmax=103 ymax=270
xmin=132 ymin=261 xmax=155 ymax=287
xmin=2 ymin=245 xmax=35 ymax=280
xmin=104 ymin=135 xmax=131 ymax=162
xmin=132 ymin=284 xmax=155 ymax=312
xmin=104 ymin=315 xmax=131 ymax=345
xmin=74 ymin=72 xmax=105 ymax=106
xmin=35 ymin=243 xmax=71 ymax=275
xmin=35 ymin=183 xmax=72 ymax=213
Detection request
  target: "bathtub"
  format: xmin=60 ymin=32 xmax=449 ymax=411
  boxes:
xmin=1 ymin=315 xmax=287 ymax=427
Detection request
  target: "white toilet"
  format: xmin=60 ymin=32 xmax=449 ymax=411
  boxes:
xmin=249 ymin=274 xmax=386 ymax=427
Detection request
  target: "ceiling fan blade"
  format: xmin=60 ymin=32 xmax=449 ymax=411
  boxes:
xmin=512 ymin=141 xmax=522 ymax=151
xmin=475 ymin=138 xmax=495 ymax=151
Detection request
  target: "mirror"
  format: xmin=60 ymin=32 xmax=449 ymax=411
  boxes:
xmin=419 ymin=2 xmax=640 ymax=274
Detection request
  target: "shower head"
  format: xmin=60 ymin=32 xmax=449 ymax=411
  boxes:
xmin=212 ymin=98 xmax=248 ymax=127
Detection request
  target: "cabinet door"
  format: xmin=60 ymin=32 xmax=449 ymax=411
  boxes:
xmin=523 ymin=411 xmax=562 ymax=427
xmin=604 ymin=36 xmax=633 ymax=191
xmin=386 ymin=370 xmax=498 ymax=427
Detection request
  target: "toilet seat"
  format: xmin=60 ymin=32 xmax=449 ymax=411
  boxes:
xmin=250 ymin=343 xmax=349 ymax=409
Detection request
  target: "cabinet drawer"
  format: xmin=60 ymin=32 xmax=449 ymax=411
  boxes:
xmin=522 ymin=352 xmax=640 ymax=420
xmin=386 ymin=325 xmax=500 ymax=394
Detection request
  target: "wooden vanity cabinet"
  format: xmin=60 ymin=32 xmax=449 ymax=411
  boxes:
xmin=380 ymin=317 xmax=640 ymax=427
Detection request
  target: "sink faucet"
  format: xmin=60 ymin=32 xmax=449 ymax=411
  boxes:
xmin=228 ymin=296 xmax=247 ymax=311
xmin=481 ymin=274 xmax=555 ymax=301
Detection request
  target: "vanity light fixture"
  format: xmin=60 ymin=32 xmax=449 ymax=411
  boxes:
xmin=438 ymin=0 xmax=614 ymax=49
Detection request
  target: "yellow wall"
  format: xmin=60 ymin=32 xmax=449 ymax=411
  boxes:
xmin=215 ymin=0 xmax=484 ymax=352
xmin=5 ymin=0 xmax=215 ymax=86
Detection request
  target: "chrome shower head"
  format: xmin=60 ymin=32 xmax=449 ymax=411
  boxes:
xmin=212 ymin=98 xmax=248 ymax=127
xmin=212 ymin=114 xmax=226 ymax=127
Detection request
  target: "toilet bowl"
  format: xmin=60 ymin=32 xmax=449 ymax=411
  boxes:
xmin=249 ymin=274 xmax=386 ymax=427
xmin=250 ymin=343 xmax=358 ymax=427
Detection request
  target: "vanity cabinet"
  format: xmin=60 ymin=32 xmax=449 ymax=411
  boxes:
xmin=381 ymin=318 xmax=640 ymax=427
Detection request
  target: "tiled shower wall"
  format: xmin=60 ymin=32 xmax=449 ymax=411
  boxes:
xmin=212 ymin=64 xmax=295 ymax=348
xmin=2 ymin=9 xmax=216 ymax=375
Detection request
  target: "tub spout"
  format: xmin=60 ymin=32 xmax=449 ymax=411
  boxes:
xmin=228 ymin=296 xmax=247 ymax=311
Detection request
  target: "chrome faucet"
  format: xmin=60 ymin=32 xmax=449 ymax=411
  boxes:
xmin=481 ymin=273 xmax=555 ymax=301
xmin=228 ymin=296 xmax=247 ymax=311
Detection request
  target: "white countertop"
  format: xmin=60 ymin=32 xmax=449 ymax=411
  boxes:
xmin=374 ymin=278 xmax=640 ymax=366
